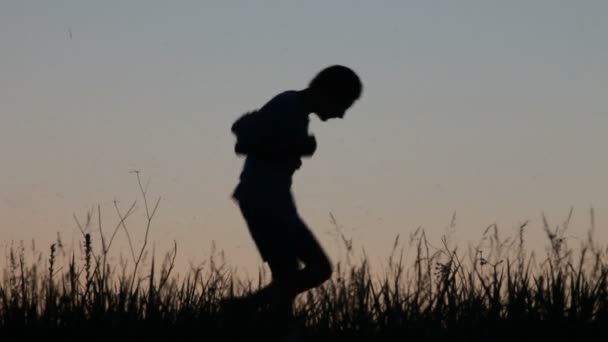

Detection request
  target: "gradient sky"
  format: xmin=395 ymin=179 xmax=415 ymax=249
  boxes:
xmin=1 ymin=1 xmax=607 ymax=273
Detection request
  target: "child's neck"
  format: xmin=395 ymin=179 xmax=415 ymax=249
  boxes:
xmin=296 ymin=88 xmax=315 ymax=117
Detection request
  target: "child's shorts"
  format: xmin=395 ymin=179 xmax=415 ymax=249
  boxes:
xmin=234 ymin=183 xmax=318 ymax=265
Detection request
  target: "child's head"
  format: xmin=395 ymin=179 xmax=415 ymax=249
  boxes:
xmin=307 ymin=65 xmax=362 ymax=121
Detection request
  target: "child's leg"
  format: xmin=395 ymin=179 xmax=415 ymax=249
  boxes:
xmin=264 ymin=257 xmax=300 ymax=330
xmin=238 ymin=218 xmax=332 ymax=319
xmin=233 ymin=201 xmax=298 ymax=306
xmin=278 ymin=216 xmax=333 ymax=296
xmin=255 ymin=218 xmax=333 ymax=304
xmin=243 ymin=257 xmax=299 ymax=308
xmin=254 ymin=220 xmax=332 ymax=338
xmin=235 ymin=190 xmax=332 ymax=313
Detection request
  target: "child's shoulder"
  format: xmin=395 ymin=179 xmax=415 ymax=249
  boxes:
xmin=262 ymin=90 xmax=300 ymax=110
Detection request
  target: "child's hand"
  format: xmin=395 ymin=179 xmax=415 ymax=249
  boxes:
xmin=299 ymin=135 xmax=317 ymax=157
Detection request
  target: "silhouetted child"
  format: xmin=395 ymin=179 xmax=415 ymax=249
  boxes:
xmin=228 ymin=65 xmax=362 ymax=335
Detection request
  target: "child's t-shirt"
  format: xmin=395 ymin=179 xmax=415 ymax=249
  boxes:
xmin=231 ymin=90 xmax=311 ymax=202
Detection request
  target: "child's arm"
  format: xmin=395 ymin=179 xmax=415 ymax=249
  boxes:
xmin=231 ymin=111 xmax=260 ymax=156
xmin=262 ymin=134 xmax=316 ymax=157
xmin=231 ymin=111 xmax=315 ymax=158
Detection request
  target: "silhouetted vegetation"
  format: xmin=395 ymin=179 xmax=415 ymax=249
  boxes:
xmin=1 ymin=174 xmax=607 ymax=340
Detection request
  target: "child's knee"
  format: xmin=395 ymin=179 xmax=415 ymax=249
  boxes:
xmin=316 ymin=257 xmax=333 ymax=283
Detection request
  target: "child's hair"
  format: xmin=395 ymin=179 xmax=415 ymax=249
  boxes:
xmin=309 ymin=65 xmax=362 ymax=102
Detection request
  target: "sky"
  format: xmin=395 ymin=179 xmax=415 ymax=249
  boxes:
xmin=1 ymin=1 xmax=607 ymax=274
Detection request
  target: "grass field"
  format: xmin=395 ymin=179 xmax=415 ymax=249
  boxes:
xmin=2 ymin=176 xmax=607 ymax=340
